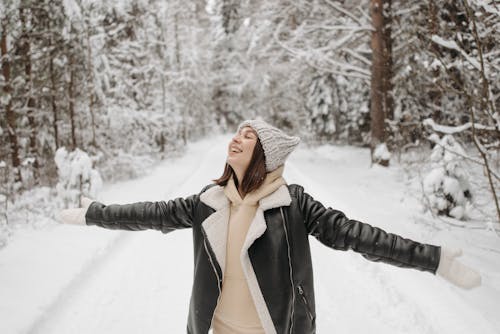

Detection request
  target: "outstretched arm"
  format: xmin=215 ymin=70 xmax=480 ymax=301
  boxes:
xmin=58 ymin=194 xmax=199 ymax=233
xmin=295 ymin=185 xmax=440 ymax=273
xmin=85 ymin=195 xmax=197 ymax=233
xmin=295 ymin=185 xmax=481 ymax=288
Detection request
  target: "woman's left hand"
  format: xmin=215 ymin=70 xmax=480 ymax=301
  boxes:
xmin=436 ymin=247 xmax=482 ymax=289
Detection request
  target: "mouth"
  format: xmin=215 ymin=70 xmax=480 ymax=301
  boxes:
xmin=230 ymin=146 xmax=243 ymax=154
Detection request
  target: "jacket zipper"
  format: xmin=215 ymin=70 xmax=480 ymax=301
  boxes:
xmin=297 ymin=284 xmax=314 ymax=321
xmin=280 ymin=207 xmax=295 ymax=334
xmin=203 ymin=235 xmax=222 ymax=330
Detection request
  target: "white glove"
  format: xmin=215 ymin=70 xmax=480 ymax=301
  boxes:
xmin=436 ymin=247 xmax=481 ymax=289
xmin=57 ymin=197 xmax=94 ymax=225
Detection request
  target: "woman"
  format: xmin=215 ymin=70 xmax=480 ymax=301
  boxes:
xmin=59 ymin=119 xmax=481 ymax=334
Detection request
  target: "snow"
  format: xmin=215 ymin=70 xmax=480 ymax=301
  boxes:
xmin=1 ymin=135 xmax=499 ymax=333
xmin=423 ymin=118 xmax=496 ymax=134
xmin=423 ymin=134 xmax=472 ymax=220
xmin=63 ymin=0 xmax=82 ymax=19
xmin=55 ymin=147 xmax=103 ymax=205
xmin=373 ymin=142 xmax=391 ymax=161
xmin=430 ymin=35 xmax=483 ymax=73
xmin=473 ymin=0 xmax=500 ymax=16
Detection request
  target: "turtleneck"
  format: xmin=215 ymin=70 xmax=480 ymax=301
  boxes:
xmin=212 ymin=165 xmax=286 ymax=334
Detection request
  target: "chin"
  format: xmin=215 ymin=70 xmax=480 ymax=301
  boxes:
xmin=227 ymin=159 xmax=242 ymax=170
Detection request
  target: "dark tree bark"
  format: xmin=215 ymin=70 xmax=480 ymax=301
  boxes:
xmin=370 ymin=0 xmax=387 ymax=164
xmin=222 ymin=0 xmax=239 ymax=34
xmin=428 ymin=0 xmax=443 ymax=123
xmin=1 ymin=18 xmax=23 ymax=183
xmin=68 ymin=51 xmax=77 ymax=150
xmin=19 ymin=5 xmax=39 ymax=183
xmin=84 ymin=15 xmax=97 ymax=147
xmin=382 ymin=0 xmax=393 ymax=121
xmin=48 ymin=31 xmax=60 ymax=149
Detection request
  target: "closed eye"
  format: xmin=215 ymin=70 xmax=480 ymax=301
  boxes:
xmin=239 ymin=128 xmax=257 ymax=139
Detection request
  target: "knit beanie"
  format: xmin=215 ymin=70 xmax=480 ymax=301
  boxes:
xmin=237 ymin=119 xmax=301 ymax=172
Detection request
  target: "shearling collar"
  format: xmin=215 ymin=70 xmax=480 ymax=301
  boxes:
xmin=200 ymin=173 xmax=291 ymax=212
xmin=198 ymin=180 xmax=292 ymax=272
xmin=198 ymin=171 xmax=292 ymax=334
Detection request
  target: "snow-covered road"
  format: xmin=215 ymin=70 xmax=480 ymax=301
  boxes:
xmin=2 ymin=135 xmax=499 ymax=334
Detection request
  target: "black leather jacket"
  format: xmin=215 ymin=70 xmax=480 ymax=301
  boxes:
xmin=85 ymin=183 xmax=441 ymax=334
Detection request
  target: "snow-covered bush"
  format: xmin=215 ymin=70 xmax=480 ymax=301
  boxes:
xmin=423 ymin=134 xmax=472 ymax=219
xmin=373 ymin=143 xmax=391 ymax=166
xmin=55 ymin=147 xmax=102 ymax=207
xmin=0 ymin=186 xmax=66 ymax=249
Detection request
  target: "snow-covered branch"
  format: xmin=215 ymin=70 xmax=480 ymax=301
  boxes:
xmin=423 ymin=118 xmax=497 ymax=134
xmin=426 ymin=133 xmax=500 ymax=182
xmin=273 ymin=31 xmax=370 ymax=81
xmin=302 ymin=23 xmax=372 ymax=33
xmin=341 ymin=47 xmax=371 ymax=66
xmin=322 ymin=0 xmax=366 ymax=26
xmin=430 ymin=35 xmax=486 ymax=73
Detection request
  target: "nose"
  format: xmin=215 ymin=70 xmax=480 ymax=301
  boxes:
xmin=232 ymin=133 xmax=242 ymax=143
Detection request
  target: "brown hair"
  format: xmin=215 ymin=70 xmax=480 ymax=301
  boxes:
xmin=212 ymin=138 xmax=267 ymax=197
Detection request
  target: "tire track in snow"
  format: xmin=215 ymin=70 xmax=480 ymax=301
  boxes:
xmin=28 ymin=135 xmax=229 ymax=334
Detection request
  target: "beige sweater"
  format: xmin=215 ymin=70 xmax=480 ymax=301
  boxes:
xmin=212 ymin=166 xmax=286 ymax=334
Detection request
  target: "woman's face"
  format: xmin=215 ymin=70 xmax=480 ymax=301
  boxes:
xmin=227 ymin=126 xmax=258 ymax=173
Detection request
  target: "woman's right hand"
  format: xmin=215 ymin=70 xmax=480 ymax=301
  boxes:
xmin=57 ymin=197 xmax=94 ymax=225
xmin=436 ymin=247 xmax=482 ymax=289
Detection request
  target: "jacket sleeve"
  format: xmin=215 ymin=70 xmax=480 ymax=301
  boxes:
xmin=85 ymin=193 xmax=199 ymax=233
xmin=295 ymin=185 xmax=441 ymax=274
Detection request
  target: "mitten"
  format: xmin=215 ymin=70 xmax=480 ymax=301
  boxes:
xmin=57 ymin=197 xmax=94 ymax=225
xmin=436 ymin=247 xmax=481 ymax=289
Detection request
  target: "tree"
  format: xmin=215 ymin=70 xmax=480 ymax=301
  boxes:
xmin=1 ymin=9 xmax=22 ymax=183
xmin=305 ymin=74 xmax=339 ymax=142
xmin=18 ymin=3 xmax=39 ymax=183
xmin=370 ymin=0 xmax=389 ymax=165
xmin=208 ymin=0 xmax=244 ymax=129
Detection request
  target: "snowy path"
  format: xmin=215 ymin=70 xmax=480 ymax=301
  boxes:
xmin=27 ymin=136 xmax=224 ymax=334
xmin=2 ymin=135 xmax=499 ymax=334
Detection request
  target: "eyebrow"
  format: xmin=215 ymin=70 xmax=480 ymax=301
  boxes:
xmin=239 ymin=128 xmax=257 ymax=136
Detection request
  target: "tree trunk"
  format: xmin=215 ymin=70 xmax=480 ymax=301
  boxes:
xmin=1 ymin=18 xmax=22 ymax=183
xmin=370 ymin=0 xmax=387 ymax=164
xmin=68 ymin=51 xmax=77 ymax=150
xmin=85 ymin=19 xmax=97 ymax=147
xmin=19 ymin=5 xmax=39 ymax=183
xmin=222 ymin=0 xmax=239 ymax=34
xmin=428 ymin=0 xmax=442 ymax=123
xmin=382 ymin=0 xmax=393 ymax=121
xmin=49 ymin=33 xmax=59 ymax=149
xmin=174 ymin=11 xmax=187 ymax=145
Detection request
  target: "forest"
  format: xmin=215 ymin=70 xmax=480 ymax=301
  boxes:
xmin=0 ymin=0 xmax=499 ymax=243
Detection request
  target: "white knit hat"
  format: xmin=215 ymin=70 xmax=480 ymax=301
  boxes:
xmin=237 ymin=119 xmax=301 ymax=172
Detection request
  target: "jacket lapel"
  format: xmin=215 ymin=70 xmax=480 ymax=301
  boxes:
xmin=199 ymin=183 xmax=292 ymax=334
xmin=199 ymin=185 xmax=230 ymax=274
xmin=199 ymin=183 xmax=292 ymax=275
